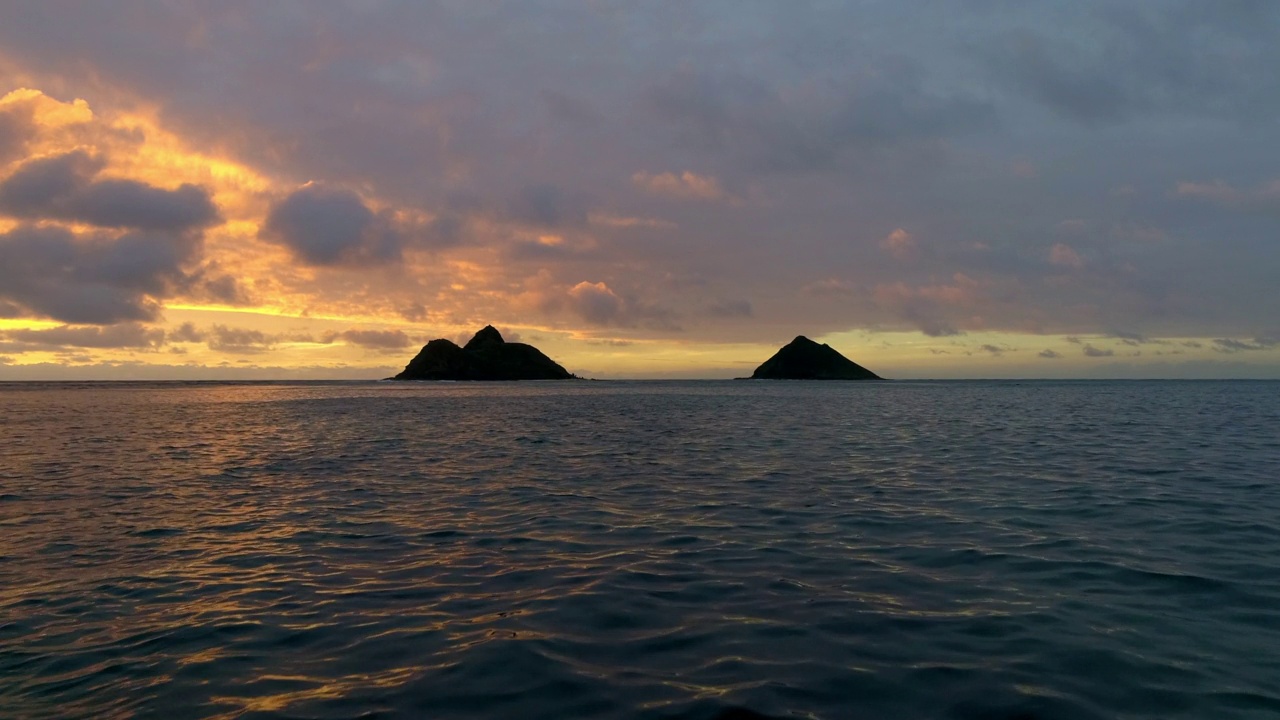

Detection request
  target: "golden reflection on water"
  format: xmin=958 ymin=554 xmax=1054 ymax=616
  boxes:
xmin=2 ymin=381 xmax=1279 ymax=719
xmin=210 ymin=667 xmax=422 ymax=716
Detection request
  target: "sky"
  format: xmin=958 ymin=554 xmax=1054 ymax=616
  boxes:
xmin=0 ymin=1 xmax=1277 ymax=380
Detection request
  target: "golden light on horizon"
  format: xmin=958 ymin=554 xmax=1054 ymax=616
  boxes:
xmin=2 ymin=73 xmax=1278 ymax=380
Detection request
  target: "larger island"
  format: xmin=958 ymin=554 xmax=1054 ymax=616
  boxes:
xmin=747 ymin=335 xmax=881 ymax=380
xmin=392 ymin=326 xmax=577 ymax=381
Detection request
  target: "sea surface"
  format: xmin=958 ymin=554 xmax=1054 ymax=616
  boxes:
xmin=1 ymin=380 xmax=1279 ymax=720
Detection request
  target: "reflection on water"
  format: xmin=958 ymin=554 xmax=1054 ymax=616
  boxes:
xmin=2 ymin=380 xmax=1280 ymax=719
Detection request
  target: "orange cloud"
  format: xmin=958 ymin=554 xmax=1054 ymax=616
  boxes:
xmin=879 ymin=228 xmax=917 ymax=260
xmin=1049 ymin=243 xmax=1083 ymax=269
xmin=632 ymin=170 xmax=736 ymax=203
xmin=873 ymin=273 xmax=985 ymax=336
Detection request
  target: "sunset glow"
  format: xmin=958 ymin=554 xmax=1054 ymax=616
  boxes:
xmin=1 ymin=6 xmax=1277 ymax=379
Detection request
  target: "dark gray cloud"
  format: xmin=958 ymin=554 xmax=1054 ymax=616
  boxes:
xmin=68 ymin=179 xmax=219 ymax=231
xmin=205 ymin=325 xmax=279 ymax=354
xmin=645 ymin=66 xmax=993 ymax=173
xmin=0 ymin=359 xmax=399 ymax=381
xmin=1082 ymin=344 xmax=1115 ymax=358
xmin=1213 ymin=337 xmax=1279 ymax=354
xmin=504 ymin=185 xmax=589 ymax=229
xmin=169 ymin=322 xmax=203 ymax=343
xmin=0 ymin=150 xmax=219 ymax=231
xmin=0 ymin=120 xmax=18 ymax=163
xmin=0 ymin=103 xmax=34 ymax=164
xmin=0 ymin=150 xmax=101 ymax=210
xmin=708 ymin=299 xmax=753 ymax=318
xmin=325 ymin=329 xmax=414 ymax=351
xmin=165 ymin=323 xmax=331 ymax=353
xmin=1 ymin=323 xmax=164 ymax=349
xmin=1108 ymin=331 xmax=1172 ymax=346
xmin=980 ymin=3 xmax=1280 ymax=124
xmin=191 ymin=273 xmax=252 ymax=306
xmin=1039 ymin=349 xmax=1062 ymax=359
xmin=261 ymin=185 xmax=402 ymax=266
xmin=0 ymin=224 xmax=200 ymax=324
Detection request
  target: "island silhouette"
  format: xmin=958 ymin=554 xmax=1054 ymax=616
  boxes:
xmin=391 ymin=326 xmax=881 ymax=381
xmin=746 ymin=335 xmax=881 ymax=380
xmin=392 ymin=326 xmax=578 ymax=381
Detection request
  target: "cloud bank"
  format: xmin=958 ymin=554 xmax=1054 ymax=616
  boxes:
xmin=0 ymin=2 xmax=1276 ymax=376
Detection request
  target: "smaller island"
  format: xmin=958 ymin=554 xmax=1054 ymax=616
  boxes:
xmin=392 ymin=325 xmax=578 ymax=381
xmin=746 ymin=335 xmax=881 ymax=380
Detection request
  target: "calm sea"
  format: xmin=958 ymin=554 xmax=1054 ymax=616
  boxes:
xmin=1 ymin=380 xmax=1278 ymax=719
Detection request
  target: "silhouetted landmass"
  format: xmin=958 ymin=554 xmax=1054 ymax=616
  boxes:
xmin=747 ymin=335 xmax=881 ymax=380
xmin=392 ymin=325 xmax=577 ymax=381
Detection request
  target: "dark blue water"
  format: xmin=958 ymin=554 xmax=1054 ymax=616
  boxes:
xmin=1 ymin=380 xmax=1279 ymax=719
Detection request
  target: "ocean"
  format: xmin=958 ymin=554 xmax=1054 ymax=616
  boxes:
xmin=1 ymin=380 xmax=1278 ymax=719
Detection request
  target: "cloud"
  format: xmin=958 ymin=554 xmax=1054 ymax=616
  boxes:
xmin=0 ymin=360 xmax=398 ymax=381
xmin=1 ymin=323 xmax=165 ymax=349
xmin=984 ymin=31 xmax=1132 ymax=124
xmin=68 ymin=179 xmax=220 ymax=231
xmin=503 ymin=184 xmax=589 ymax=229
xmin=1049 ymin=243 xmax=1084 ymax=269
xmin=169 ymin=322 xmax=203 ymax=343
xmin=162 ymin=323 xmax=344 ymax=354
xmin=0 ymin=224 xmax=201 ymax=324
xmin=632 ymin=170 xmax=734 ymax=203
xmin=326 ymin=329 xmax=415 ymax=351
xmin=0 ymin=149 xmax=101 ymax=210
xmin=873 ymin=274 xmax=984 ymax=336
xmin=646 ymin=65 xmax=994 ymax=173
xmin=1082 ymin=343 xmax=1115 ymax=357
xmin=261 ymin=184 xmax=402 ymax=266
xmin=189 ymin=272 xmax=253 ymax=306
xmin=1039 ymin=349 xmax=1062 ymax=359
xmin=801 ymin=279 xmax=856 ymax=297
xmin=203 ymin=324 xmax=284 ymax=351
xmin=1212 ymin=337 xmax=1278 ymax=354
xmin=1109 ymin=331 xmax=1171 ymax=347
xmin=0 ymin=100 xmax=35 ymax=164
xmin=1176 ymin=179 xmax=1280 ymax=215
xmin=708 ymin=299 xmax=753 ymax=318
xmin=1 ymin=3 xmax=1279 ymax=373
xmin=980 ymin=4 xmax=1280 ymax=124
xmin=567 ymin=281 xmax=624 ymax=326
xmin=542 ymin=280 xmax=679 ymax=330
xmin=880 ymin=228 xmax=917 ymax=261
xmin=0 ymin=150 xmax=220 ymax=231
xmin=588 ymin=212 xmax=675 ymax=230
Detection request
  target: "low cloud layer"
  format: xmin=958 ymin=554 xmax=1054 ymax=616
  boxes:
xmin=1 ymin=323 xmax=164 ymax=349
xmin=325 ymin=329 xmax=415 ymax=351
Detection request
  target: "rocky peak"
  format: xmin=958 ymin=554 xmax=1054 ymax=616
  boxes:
xmin=464 ymin=325 xmax=505 ymax=350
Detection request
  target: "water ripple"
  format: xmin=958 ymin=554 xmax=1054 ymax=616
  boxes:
xmin=1 ymin=380 xmax=1279 ymax=719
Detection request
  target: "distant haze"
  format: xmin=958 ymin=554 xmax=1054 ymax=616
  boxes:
xmin=1 ymin=2 xmax=1277 ymax=378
